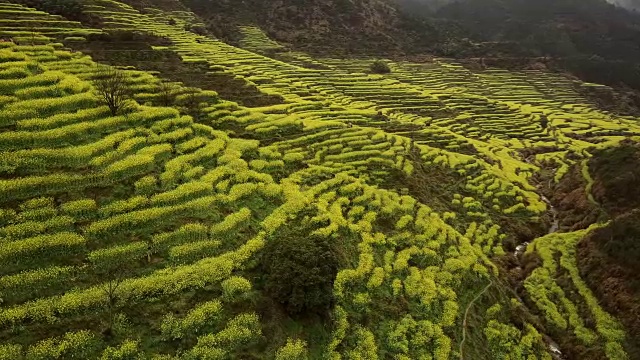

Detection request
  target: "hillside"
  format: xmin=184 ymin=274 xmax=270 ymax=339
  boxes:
xmin=0 ymin=0 xmax=639 ymax=359
xmin=162 ymin=0 xmax=640 ymax=98
xmin=400 ymin=0 xmax=640 ymax=96
xmin=178 ymin=0 xmax=410 ymax=55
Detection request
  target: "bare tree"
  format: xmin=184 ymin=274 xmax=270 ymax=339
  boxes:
xmin=157 ymin=81 xmax=176 ymax=107
xmin=100 ymin=273 xmax=125 ymax=336
xmin=27 ymin=24 xmax=37 ymax=46
xmin=93 ymin=67 xmax=133 ymax=116
xmin=179 ymin=87 xmax=203 ymax=120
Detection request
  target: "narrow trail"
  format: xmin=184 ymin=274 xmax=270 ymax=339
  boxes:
xmin=459 ymin=279 xmax=493 ymax=360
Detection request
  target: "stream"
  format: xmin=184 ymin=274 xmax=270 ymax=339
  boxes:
xmin=514 ymin=195 xmax=560 ymax=257
xmin=514 ymin=193 xmax=564 ymax=359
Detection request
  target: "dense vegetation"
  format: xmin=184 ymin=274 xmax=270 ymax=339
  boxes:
xmin=578 ymin=210 xmax=640 ymax=359
xmin=399 ymin=0 xmax=640 ymax=93
xmin=12 ymin=0 xmax=83 ymax=19
xmin=0 ymin=0 xmax=639 ymax=359
xmin=260 ymin=222 xmax=340 ymax=317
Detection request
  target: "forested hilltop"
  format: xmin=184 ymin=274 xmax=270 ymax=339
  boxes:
xmin=0 ymin=0 xmax=639 ymax=359
xmin=402 ymin=0 xmax=640 ymax=97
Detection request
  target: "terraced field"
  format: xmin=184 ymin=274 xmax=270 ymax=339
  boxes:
xmin=0 ymin=0 xmax=638 ymax=359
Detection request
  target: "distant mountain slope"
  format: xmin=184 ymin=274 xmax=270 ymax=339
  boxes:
xmin=179 ymin=0 xmax=413 ymax=54
xmin=169 ymin=0 xmax=640 ymax=93
xmin=434 ymin=0 xmax=640 ymax=59
xmin=400 ymin=0 xmax=640 ymax=91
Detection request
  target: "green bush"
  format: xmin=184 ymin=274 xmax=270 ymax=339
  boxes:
xmin=275 ymin=338 xmax=308 ymax=360
xmin=186 ymin=25 xmax=208 ymax=36
xmin=260 ymin=225 xmax=339 ymax=317
xmin=370 ymin=60 xmax=391 ymax=74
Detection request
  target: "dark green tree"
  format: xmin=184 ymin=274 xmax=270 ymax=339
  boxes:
xmin=370 ymin=60 xmax=391 ymax=74
xmin=539 ymin=115 xmax=549 ymax=130
xmin=261 ymin=228 xmax=339 ymax=317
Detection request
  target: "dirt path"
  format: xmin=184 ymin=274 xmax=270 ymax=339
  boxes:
xmin=459 ymin=279 xmax=493 ymax=360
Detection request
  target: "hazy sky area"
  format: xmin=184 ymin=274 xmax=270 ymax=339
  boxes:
xmin=403 ymin=0 xmax=640 ymax=12
xmin=606 ymin=0 xmax=640 ymax=11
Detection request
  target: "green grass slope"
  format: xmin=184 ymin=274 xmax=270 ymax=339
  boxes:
xmin=0 ymin=0 xmax=638 ymax=359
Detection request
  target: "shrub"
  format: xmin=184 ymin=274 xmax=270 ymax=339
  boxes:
xmin=370 ymin=60 xmax=391 ymax=74
xmin=26 ymin=330 xmax=101 ymax=359
xmin=260 ymin=225 xmax=339 ymax=317
xmin=100 ymin=340 xmax=139 ymax=360
xmin=186 ymin=25 xmax=208 ymax=36
xmin=540 ymin=115 xmax=549 ymax=129
xmin=161 ymin=300 xmax=222 ymax=339
xmin=275 ymin=339 xmax=308 ymax=360
xmin=64 ymin=36 xmax=86 ymax=42
xmin=221 ymin=276 xmax=252 ymax=302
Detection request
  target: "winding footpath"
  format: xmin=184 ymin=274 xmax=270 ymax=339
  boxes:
xmin=459 ymin=279 xmax=494 ymax=360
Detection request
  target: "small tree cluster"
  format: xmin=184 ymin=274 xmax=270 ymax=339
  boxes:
xmin=370 ymin=60 xmax=391 ymax=74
